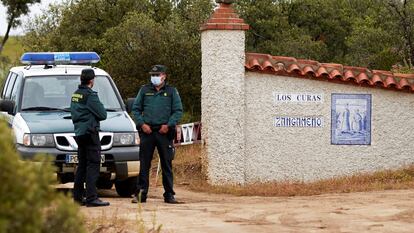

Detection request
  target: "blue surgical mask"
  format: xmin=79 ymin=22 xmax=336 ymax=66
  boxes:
xmin=151 ymin=76 xmax=162 ymax=86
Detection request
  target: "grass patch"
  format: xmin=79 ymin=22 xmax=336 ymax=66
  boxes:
xmin=1 ymin=36 xmax=24 ymax=63
xmin=85 ymin=204 xmax=162 ymax=233
xmin=0 ymin=36 xmax=24 ymax=82
xmin=173 ymin=144 xmax=414 ymax=196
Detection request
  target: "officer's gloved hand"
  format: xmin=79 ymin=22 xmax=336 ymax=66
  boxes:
xmin=141 ymin=124 xmax=152 ymax=134
xmin=159 ymin=125 xmax=169 ymax=134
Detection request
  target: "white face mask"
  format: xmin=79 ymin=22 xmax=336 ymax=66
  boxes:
xmin=151 ymin=75 xmax=162 ymax=86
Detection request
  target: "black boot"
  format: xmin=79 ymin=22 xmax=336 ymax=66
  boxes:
xmin=86 ymin=198 xmax=110 ymax=207
xmin=164 ymin=196 xmax=179 ymax=204
xmin=131 ymin=191 xmax=147 ymax=203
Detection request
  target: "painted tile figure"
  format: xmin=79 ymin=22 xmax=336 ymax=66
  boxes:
xmin=331 ymin=94 xmax=371 ymax=145
xmin=340 ymin=103 xmax=351 ymax=133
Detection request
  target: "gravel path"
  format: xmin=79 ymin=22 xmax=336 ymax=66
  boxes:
xmin=76 ymin=185 xmax=414 ymax=233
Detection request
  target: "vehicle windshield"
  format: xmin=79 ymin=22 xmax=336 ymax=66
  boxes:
xmin=21 ymin=75 xmax=122 ymax=111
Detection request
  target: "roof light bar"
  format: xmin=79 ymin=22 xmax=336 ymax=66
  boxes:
xmin=20 ymin=52 xmax=100 ymax=65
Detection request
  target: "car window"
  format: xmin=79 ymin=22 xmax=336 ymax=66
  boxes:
xmin=21 ymin=75 xmax=122 ymax=110
xmin=10 ymin=74 xmax=23 ymax=102
xmin=1 ymin=72 xmax=12 ymax=99
xmin=92 ymin=77 xmax=121 ymax=109
xmin=4 ymin=73 xmax=17 ymax=99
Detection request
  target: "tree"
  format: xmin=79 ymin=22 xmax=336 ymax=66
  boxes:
xmin=102 ymin=0 xmax=213 ymax=121
xmin=386 ymin=0 xmax=414 ymax=68
xmin=0 ymin=0 xmax=40 ymax=54
xmin=235 ymin=0 xmax=329 ymax=61
xmin=23 ymin=0 xmax=213 ymax=121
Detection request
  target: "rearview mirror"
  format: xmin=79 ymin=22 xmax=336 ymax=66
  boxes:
xmin=125 ymin=98 xmax=135 ymax=113
xmin=0 ymin=100 xmax=15 ymax=115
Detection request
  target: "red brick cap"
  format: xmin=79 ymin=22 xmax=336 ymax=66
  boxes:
xmin=245 ymin=53 xmax=414 ymax=93
xmin=200 ymin=1 xmax=249 ymax=31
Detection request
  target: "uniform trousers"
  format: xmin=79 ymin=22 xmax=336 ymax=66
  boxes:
xmin=73 ymin=133 xmax=101 ymax=202
xmin=136 ymin=130 xmax=175 ymax=199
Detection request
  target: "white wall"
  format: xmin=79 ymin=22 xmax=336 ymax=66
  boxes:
xmin=244 ymin=72 xmax=414 ymax=182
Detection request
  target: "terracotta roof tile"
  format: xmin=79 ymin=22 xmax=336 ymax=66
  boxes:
xmin=399 ymin=78 xmax=411 ymax=90
xmin=329 ymin=69 xmax=342 ymax=80
xmin=245 ymin=53 xmax=414 ymax=93
xmin=302 ymin=66 xmax=316 ymax=76
xmin=316 ymin=66 xmax=329 ymax=77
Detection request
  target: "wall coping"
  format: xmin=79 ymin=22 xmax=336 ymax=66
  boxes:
xmin=200 ymin=2 xmax=249 ymax=31
xmin=246 ymin=53 xmax=414 ymax=93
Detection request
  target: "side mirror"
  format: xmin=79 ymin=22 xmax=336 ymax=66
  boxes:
xmin=125 ymin=98 xmax=135 ymax=113
xmin=0 ymin=100 xmax=15 ymax=115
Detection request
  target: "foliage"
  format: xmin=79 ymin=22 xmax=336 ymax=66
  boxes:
xmin=0 ymin=56 xmax=10 ymax=84
xmin=0 ymin=36 xmax=23 ymax=84
xmin=236 ymin=0 xmax=414 ymax=70
xmin=23 ymin=0 xmax=213 ymax=122
xmin=0 ymin=120 xmax=86 ymax=233
xmin=0 ymin=36 xmax=23 ymax=63
xmin=0 ymin=0 xmax=40 ymax=53
xmin=236 ymin=0 xmax=329 ymax=60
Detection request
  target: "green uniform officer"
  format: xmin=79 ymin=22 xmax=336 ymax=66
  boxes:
xmin=132 ymin=65 xmax=183 ymax=204
xmin=70 ymin=68 xmax=110 ymax=207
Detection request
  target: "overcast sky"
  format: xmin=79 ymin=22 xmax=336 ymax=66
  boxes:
xmin=0 ymin=0 xmax=63 ymax=36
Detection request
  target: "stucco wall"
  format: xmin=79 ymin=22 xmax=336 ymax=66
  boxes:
xmin=244 ymin=72 xmax=414 ymax=182
xmin=201 ymin=30 xmax=246 ymax=184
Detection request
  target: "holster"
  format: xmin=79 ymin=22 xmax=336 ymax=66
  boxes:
xmin=167 ymin=126 xmax=176 ymax=140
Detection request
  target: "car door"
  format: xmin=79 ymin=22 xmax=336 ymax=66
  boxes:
xmin=0 ymin=72 xmax=19 ymax=125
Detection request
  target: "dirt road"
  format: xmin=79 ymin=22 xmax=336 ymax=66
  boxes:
xmin=80 ymin=186 xmax=414 ymax=233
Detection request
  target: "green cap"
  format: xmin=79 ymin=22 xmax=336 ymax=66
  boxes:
xmin=149 ymin=65 xmax=167 ymax=74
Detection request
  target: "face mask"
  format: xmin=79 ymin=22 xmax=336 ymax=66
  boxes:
xmin=151 ymin=76 xmax=162 ymax=86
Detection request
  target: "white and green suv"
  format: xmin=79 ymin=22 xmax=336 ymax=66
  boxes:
xmin=0 ymin=52 xmax=140 ymax=197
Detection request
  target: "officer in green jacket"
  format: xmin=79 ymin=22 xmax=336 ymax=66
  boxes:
xmin=70 ymin=68 xmax=109 ymax=207
xmin=132 ymin=65 xmax=183 ymax=204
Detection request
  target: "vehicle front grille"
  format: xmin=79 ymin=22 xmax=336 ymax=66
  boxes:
xmin=56 ymin=136 xmax=70 ymax=146
xmin=54 ymin=132 xmax=113 ymax=151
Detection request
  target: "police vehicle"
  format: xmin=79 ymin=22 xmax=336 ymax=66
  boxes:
xmin=0 ymin=52 xmax=139 ymax=197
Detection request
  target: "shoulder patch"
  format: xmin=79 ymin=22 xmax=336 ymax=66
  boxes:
xmin=71 ymin=93 xmax=83 ymax=102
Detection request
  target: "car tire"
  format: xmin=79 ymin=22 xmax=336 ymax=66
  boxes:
xmin=115 ymin=176 xmax=137 ymax=197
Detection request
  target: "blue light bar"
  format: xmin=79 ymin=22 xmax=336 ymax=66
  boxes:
xmin=20 ymin=52 xmax=100 ymax=65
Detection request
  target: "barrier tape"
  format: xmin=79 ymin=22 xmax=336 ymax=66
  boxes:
xmin=174 ymin=122 xmax=202 ymax=146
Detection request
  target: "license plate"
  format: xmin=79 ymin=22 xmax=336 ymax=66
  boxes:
xmin=65 ymin=154 xmax=105 ymax=164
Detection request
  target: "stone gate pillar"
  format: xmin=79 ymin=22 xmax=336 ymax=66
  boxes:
xmin=200 ymin=0 xmax=249 ymax=184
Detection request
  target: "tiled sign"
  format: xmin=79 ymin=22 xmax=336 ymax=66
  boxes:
xmin=331 ymin=94 xmax=372 ymax=145
xmin=273 ymin=93 xmax=323 ymax=103
xmin=274 ymin=116 xmax=324 ymax=128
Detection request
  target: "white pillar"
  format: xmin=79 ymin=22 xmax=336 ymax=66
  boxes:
xmin=200 ymin=1 xmax=249 ymax=184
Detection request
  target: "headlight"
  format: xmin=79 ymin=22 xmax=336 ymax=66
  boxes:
xmin=134 ymin=132 xmax=140 ymax=145
xmin=113 ymin=133 xmax=138 ymax=146
xmin=23 ymin=134 xmax=55 ymax=147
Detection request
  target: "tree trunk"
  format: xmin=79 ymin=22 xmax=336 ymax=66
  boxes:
xmin=0 ymin=15 xmax=15 ymax=55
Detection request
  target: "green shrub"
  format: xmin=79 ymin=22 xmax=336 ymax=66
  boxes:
xmin=0 ymin=119 xmax=86 ymax=233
